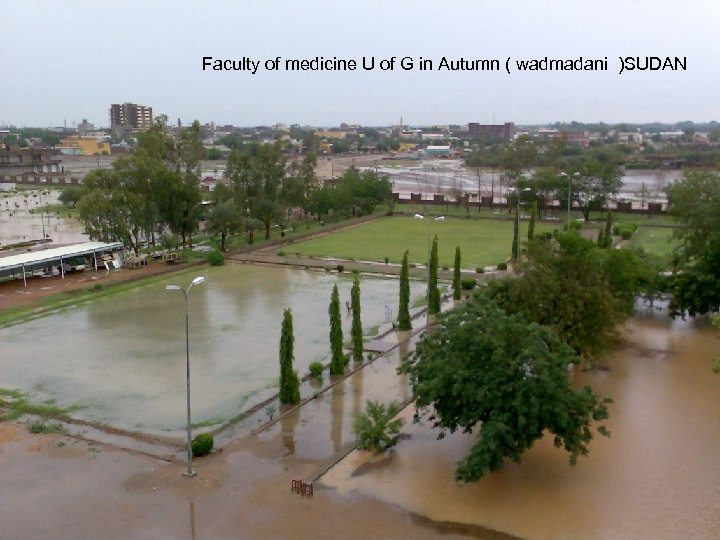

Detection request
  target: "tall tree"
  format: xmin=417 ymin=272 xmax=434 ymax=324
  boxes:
xmin=402 ymin=295 xmax=611 ymax=483
xmin=452 ymin=246 xmax=462 ymax=300
xmin=665 ymin=170 xmax=720 ymax=316
xmin=564 ymin=159 xmax=622 ymax=222
xmin=351 ymin=275 xmax=363 ymax=362
xmin=279 ymin=308 xmax=300 ymax=405
xmin=398 ymin=251 xmax=412 ymax=331
xmin=511 ymin=207 xmax=520 ymax=262
xmin=601 ymin=211 xmax=613 ymax=248
xmin=329 ymin=284 xmax=345 ymax=375
xmin=207 ymin=201 xmax=242 ymax=252
xmin=428 ymin=235 xmax=441 ymax=316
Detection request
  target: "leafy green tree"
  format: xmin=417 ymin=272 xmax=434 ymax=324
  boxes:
xmin=665 ymin=171 xmax=720 ymax=316
xmin=353 ymin=400 xmax=405 ymax=453
xmin=58 ymin=186 xmax=83 ymax=208
xmin=398 ymin=251 xmax=412 ymax=330
xmin=351 ymin=274 xmax=363 ymax=362
xmin=488 ymin=233 xmax=626 ymax=360
xmin=565 ymin=159 xmax=622 ymax=222
xmin=329 ymin=284 xmax=344 ymax=375
xmin=512 ymin=208 xmax=520 ymax=261
xmin=527 ymin=200 xmax=537 ymax=240
xmin=403 ymin=295 xmax=611 ymax=482
xmin=207 ymin=201 xmax=242 ymax=252
xmin=452 ymin=246 xmax=462 ymax=300
xmin=428 ymin=235 xmax=441 ymax=315
xmin=279 ymin=308 xmax=300 ymax=405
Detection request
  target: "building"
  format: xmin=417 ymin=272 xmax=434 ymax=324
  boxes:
xmin=420 ymin=145 xmax=451 ymax=157
xmin=467 ymin=122 xmax=516 ymax=140
xmin=109 ymin=103 xmax=153 ymax=136
xmin=56 ymin=136 xmax=111 ymax=156
xmin=0 ymin=144 xmax=80 ymax=186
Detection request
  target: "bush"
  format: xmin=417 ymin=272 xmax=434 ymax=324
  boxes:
xmin=277 ymin=250 xmax=286 ymax=256
xmin=475 ymin=267 xmax=484 ymax=274
xmin=353 ymin=400 xmax=405 ymax=453
xmin=613 ymin=222 xmax=637 ymax=240
xmin=497 ymin=262 xmax=508 ymax=271
xmin=620 ymin=229 xmax=633 ymax=240
xmin=384 ymin=257 xmax=389 ymax=264
xmin=207 ymin=250 xmax=225 ymax=266
xmin=543 ymin=232 xmax=554 ymax=240
xmin=442 ymin=266 xmax=449 ymax=271
xmin=309 ymin=361 xmax=323 ymax=378
xmin=336 ymin=264 xmax=344 ymax=273
xmin=191 ymin=433 xmax=214 ymax=457
xmin=564 ymin=220 xmax=582 ymax=231
xmin=93 ymin=283 xmax=103 ymax=291
xmin=461 ymin=278 xmax=477 ymax=290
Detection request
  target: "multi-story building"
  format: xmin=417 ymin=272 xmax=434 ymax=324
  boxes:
xmin=109 ymin=103 xmax=153 ymax=136
xmin=467 ymin=122 xmax=516 ymax=140
xmin=56 ymin=136 xmax=111 ymax=156
xmin=0 ymin=144 xmax=80 ymax=187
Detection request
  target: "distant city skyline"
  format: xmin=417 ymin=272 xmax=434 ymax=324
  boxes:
xmin=1 ymin=1 xmax=718 ymax=128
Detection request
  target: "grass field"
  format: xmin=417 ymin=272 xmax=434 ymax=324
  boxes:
xmin=627 ymin=226 xmax=678 ymax=258
xmin=288 ymin=215 xmax=559 ymax=268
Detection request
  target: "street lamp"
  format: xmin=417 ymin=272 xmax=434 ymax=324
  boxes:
xmin=559 ymin=172 xmax=580 ymax=229
xmin=166 ymin=275 xmax=205 ymax=477
xmin=414 ymin=213 xmax=444 ymax=325
xmin=509 ymin=186 xmax=532 ymax=263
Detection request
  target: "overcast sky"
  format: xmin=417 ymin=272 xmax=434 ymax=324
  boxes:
xmin=1 ymin=0 xmax=718 ymax=128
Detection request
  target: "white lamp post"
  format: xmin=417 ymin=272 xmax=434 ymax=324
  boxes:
xmin=166 ymin=276 xmax=205 ymax=477
xmin=414 ymin=213 xmax=444 ymax=325
xmin=560 ymin=172 xmax=580 ymax=229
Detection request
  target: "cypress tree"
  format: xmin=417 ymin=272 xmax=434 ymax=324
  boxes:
xmin=428 ymin=235 xmax=441 ymax=315
xmin=603 ymin=210 xmax=613 ymax=248
xmin=528 ymin=200 xmax=537 ymax=241
xmin=329 ymin=284 xmax=344 ymax=375
xmin=512 ymin=208 xmax=520 ymax=261
xmin=597 ymin=228 xmax=605 ymax=248
xmin=398 ymin=251 xmax=412 ymax=330
xmin=279 ymin=308 xmax=300 ymax=404
xmin=351 ymin=274 xmax=363 ymax=362
xmin=452 ymin=246 xmax=462 ymax=300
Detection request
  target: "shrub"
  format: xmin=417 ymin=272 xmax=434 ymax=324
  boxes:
xmin=461 ymin=278 xmax=477 ymax=290
xmin=93 ymin=283 xmax=103 ymax=291
xmin=336 ymin=264 xmax=344 ymax=273
xmin=354 ymin=400 xmax=405 ymax=453
xmin=309 ymin=361 xmax=323 ymax=378
xmin=207 ymin=250 xmax=225 ymax=266
xmin=475 ymin=267 xmax=484 ymax=274
xmin=497 ymin=262 xmax=508 ymax=270
xmin=191 ymin=433 xmax=214 ymax=457
xmin=543 ymin=232 xmax=554 ymax=240
xmin=384 ymin=257 xmax=389 ymax=264
xmin=277 ymin=250 xmax=286 ymax=256
xmin=620 ymin=229 xmax=633 ymax=240
xmin=442 ymin=265 xmax=449 ymax=271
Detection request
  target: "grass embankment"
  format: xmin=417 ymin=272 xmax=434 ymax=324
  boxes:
xmin=287 ymin=215 xmax=557 ymax=268
xmin=0 ymin=266 xmax=205 ymax=329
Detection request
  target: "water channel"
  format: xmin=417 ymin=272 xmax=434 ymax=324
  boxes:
xmin=0 ymin=264 xmax=423 ymax=435
xmin=321 ymin=306 xmax=720 ymax=539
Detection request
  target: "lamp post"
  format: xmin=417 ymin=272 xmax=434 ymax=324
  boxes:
xmin=414 ymin=213 xmax=444 ymax=325
xmin=509 ymin=186 xmax=532 ymax=263
xmin=560 ymin=172 xmax=580 ymax=229
xmin=166 ymin=276 xmax=206 ymax=477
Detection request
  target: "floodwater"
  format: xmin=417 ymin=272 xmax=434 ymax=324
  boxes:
xmin=0 ymin=264 xmax=423 ymax=435
xmin=322 ymin=307 xmax=720 ymax=539
xmin=0 ymin=189 xmax=89 ymax=247
xmin=376 ymin=159 xmax=683 ymax=206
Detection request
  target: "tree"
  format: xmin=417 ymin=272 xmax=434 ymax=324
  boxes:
xmin=601 ymin=211 xmax=613 ymax=248
xmin=511 ymin=207 xmax=520 ymax=261
xmin=329 ymin=284 xmax=344 ymax=375
xmin=527 ymin=200 xmax=537 ymax=241
xmin=279 ymin=308 xmax=300 ymax=405
xmin=398 ymin=251 xmax=412 ymax=330
xmin=402 ymin=295 xmax=611 ymax=482
xmin=351 ymin=274 xmax=363 ymax=362
xmin=665 ymin=171 xmax=720 ymax=316
xmin=452 ymin=246 xmax=462 ymax=300
xmin=487 ymin=233 xmax=627 ymax=360
xmin=353 ymin=400 xmax=405 ymax=453
xmin=428 ymin=235 xmax=441 ymax=315
xmin=58 ymin=186 xmax=83 ymax=208
xmin=565 ymin=159 xmax=622 ymax=221
xmin=207 ymin=201 xmax=242 ymax=252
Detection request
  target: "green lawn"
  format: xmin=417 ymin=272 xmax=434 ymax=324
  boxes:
xmin=627 ymin=226 xmax=678 ymax=258
xmin=288 ymin=215 xmax=558 ymax=268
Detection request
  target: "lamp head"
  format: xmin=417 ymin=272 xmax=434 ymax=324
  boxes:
xmin=191 ymin=276 xmax=205 ymax=286
xmin=166 ymin=285 xmax=181 ymax=291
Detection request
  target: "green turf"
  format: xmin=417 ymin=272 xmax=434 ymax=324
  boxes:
xmin=627 ymin=226 xmax=678 ymax=258
xmin=288 ymin=215 xmax=558 ymax=268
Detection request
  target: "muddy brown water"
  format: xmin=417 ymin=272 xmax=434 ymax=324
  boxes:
xmin=321 ymin=307 xmax=720 ymax=540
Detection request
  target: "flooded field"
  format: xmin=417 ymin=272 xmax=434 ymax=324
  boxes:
xmin=0 ymin=264 xmax=423 ymax=435
xmin=0 ymin=189 xmax=89 ymax=247
xmin=322 ymin=307 xmax=720 ymax=539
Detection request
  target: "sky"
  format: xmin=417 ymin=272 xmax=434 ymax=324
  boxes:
xmin=1 ymin=0 xmax=718 ymax=128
